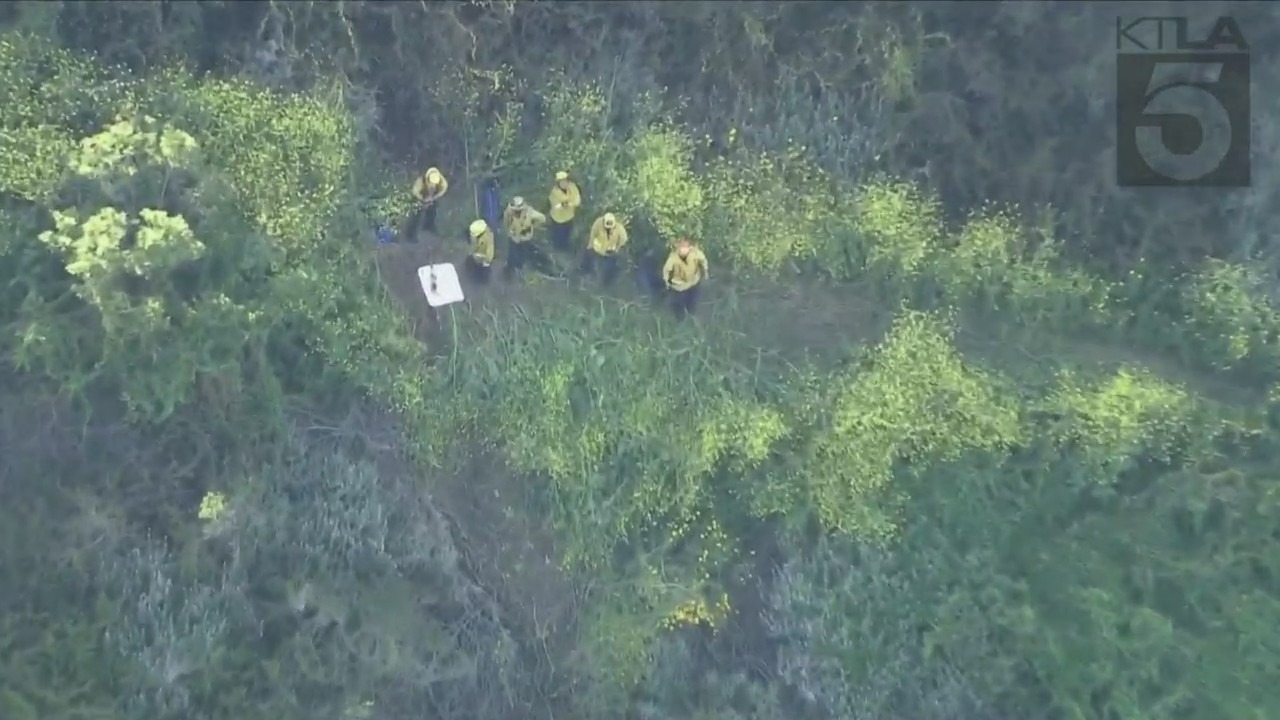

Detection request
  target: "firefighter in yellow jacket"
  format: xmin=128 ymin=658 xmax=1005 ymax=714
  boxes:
xmin=579 ymin=212 xmax=628 ymax=286
xmin=466 ymin=219 xmax=495 ymax=284
xmin=409 ymin=166 xmax=448 ymax=239
xmin=661 ymin=237 xmax=709 ymax=318
xmin=502 ymin=196 xmax=550 ymax=280
xmin=547 ymin=170 xmax=582 ymax=251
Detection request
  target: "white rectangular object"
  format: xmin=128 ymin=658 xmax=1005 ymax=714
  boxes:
xmin=417 ymin=263 xmax=465 ymax=307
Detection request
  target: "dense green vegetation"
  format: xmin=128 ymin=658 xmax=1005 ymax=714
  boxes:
xmin=2 ymin=2 xmax=1279 ymax=720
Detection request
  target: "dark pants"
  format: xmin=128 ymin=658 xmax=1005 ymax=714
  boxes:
xmin=506 ymin=241 xmax=552 ymax=279
xmin=407 ymin=202 xmax=437 ymax=241
xmin=549 ymin=219 xmax=573 ymax=251
xmin=578 ymin=249 xmax=620 ymax=286
xmin=465 ymin=255 xmax=491 ymax=284
xmin=480 ymin=179 xmax=501 ymax=230
xmin=669 ymin=283 xmax=701 ymax=319
xmin=641 ymin=253 xmax=668 ymax=293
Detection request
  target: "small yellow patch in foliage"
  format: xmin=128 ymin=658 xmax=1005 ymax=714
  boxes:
xmin=198 ymin=491 xmax=228 ymax=522
xmin=635 ymin=516 xmax=736 ymax=634
xmin=661 ymin=593 xmax=732 ymax=631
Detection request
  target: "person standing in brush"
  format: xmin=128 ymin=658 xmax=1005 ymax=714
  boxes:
xmin=466 ymin=219 xmax=495 ymax=284
xmin=502 ymin=196 xmax=550 ymax=280
xmin=547 ymin=170 xmax=581 ymax=252
xmin=409 ymin=166 xmax=449 ymax=239
xmin=661 ymin=237 xmax=709 ymax=319
xmin=579 ymin=212 xmax=628 ymax=286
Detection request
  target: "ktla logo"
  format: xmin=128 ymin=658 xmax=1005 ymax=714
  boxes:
xmin=1115 ymin=16 xmax=1250 ymax=187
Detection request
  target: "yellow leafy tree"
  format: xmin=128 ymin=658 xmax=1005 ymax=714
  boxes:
xmin=30 ymin=116 xmax=260 ymax=420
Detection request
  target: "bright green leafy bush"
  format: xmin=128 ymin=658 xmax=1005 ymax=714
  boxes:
xmin=527 ymin=77 xmax=630 ymax=216
xmin=624 ymin=123 xmax=706 ymax=247
xmin=0 ymin=34 xmax=131 ymax=200
xmin=944 ymin=203 xmax=1023 ymax=297
xmin=702 ymin=142 xmax=848 ymax=276
xmin=851 ymin=178 xmax=944 ymax=282
xmin=803 ymin=309 xmax=1022 ymax=540
xmin=28 ymin=116 xmax=263 ymax=420
xmin=1183 ymin=260 xmax=1280 ymax=373
xmin=1044 ymin=368 xmax=1195 ymax=478
xmin=152 ymin=73 xmax=355 ymax=250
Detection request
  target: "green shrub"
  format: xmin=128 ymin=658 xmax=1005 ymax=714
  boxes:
xmin=799 ymin=309 xmax=1022 ymax=540
xmin=29 ymin=116 xmax=264 ymax=421
xmin=850 ymin=178 xmax=944 ymax=283
xmin=624 ymin=123 xmax=707 ymax=248
xmin=1043 ymin=367 xmax=1195 ymax=478
xmin=0 ymin=34 xmax=133 ymax=201
xmin=942 ymin=203 xmax=1023 ymax=301
xmin=527 ymin=76 xmax=632 ymax=217
xmin=1005 ymin=237 xmax=1115 ymax=330
xmin=1183 ymin=259 xmax=1280 ymax=374
xmin=154 ymin=73 xmax=355 ymax=250
xmin=702 ymin=141 xmax=849 ymax=276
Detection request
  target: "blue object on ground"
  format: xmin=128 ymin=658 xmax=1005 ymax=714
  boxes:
xmin=374 ymin=225 xmax=396 ymax=245
xmin=480 ymin=178 xmax=501 ymax=230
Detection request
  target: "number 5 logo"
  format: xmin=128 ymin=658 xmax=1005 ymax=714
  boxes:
xmin=1135 ymin=62 xmax=1232 ymax=182
xmin=1116 ymin=53 xmax=1250 ymax=187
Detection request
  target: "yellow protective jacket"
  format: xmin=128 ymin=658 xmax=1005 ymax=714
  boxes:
xmin=412 ymin=171 xmax=449 ymax=202
xmin=663 ymin=247 xmax=709 ymax=292
xmin=548 ymin=181 xmax=582 ymax=223
xmin=588 ymin=216 xmax=629 ymax=255
xmin=503 ymin=206 xmax=547 ymax=243
xmin=471 ymin=228 xmax=496 ymax=266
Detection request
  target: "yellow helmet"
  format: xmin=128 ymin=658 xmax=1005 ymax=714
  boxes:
xmin=469 ymin=219 xmax=488 ymax=237
xmin=426 ymin=167 xmax=442 ymax=183
xmin=554 ymin=170 xmax=569 ymax=182
xmin=602 ymin=213 xmax=616 ymax=228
